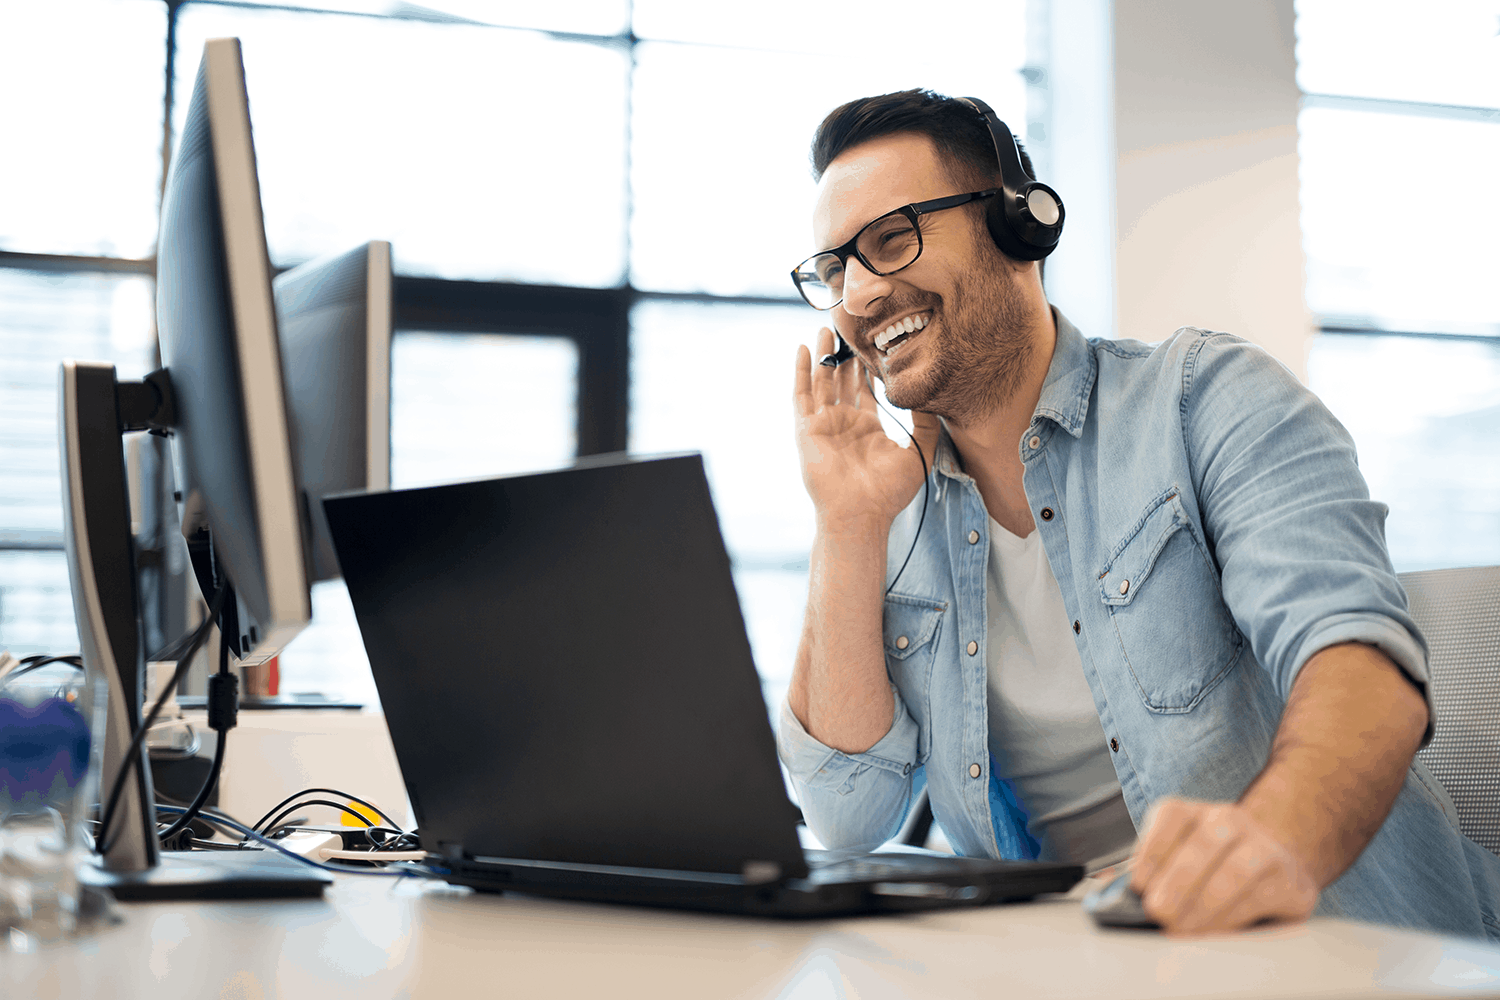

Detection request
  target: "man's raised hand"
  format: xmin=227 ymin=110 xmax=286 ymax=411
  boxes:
xmin=793 ymin=327 xmax=940 ymax=535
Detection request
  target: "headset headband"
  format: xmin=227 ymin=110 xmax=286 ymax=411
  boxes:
xmin=957 ymin=96 xmax=1065 ymax=261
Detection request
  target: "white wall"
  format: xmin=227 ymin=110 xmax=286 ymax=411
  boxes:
xmin=1040 ymin=0 xmax=1117 ymax=343
xmin=1112 ymin=0 xmax=1313 ymax=380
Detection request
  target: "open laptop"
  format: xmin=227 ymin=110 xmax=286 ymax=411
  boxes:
xmin=322 ymin=453 xmax=1082 ymax=916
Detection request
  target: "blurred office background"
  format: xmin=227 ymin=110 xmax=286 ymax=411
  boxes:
xmin=1 ymin=0 xmax=1496 ymax=713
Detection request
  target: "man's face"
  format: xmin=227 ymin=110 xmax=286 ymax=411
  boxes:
xmin=811 ymin=132 xmax=1034 ymax=422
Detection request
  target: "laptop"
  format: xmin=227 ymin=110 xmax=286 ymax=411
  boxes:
xmin=322 ymin=452 xmax=1082 ymax=916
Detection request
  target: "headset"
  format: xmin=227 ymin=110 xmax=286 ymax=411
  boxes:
xmin=819 ymin=96 xmax=1065 ymax=368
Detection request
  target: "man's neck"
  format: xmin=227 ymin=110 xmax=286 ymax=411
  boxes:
xmin=944 ymin=307 xmax=1058 ymax=538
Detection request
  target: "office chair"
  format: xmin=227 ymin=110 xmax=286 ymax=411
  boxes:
xmin=1401 ymin=565 xmax=1500 ymax=856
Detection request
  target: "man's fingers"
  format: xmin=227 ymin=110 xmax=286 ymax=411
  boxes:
xmin=810 ymin=327 xmax=838 ymax=409
xmin=1131 ymin=797 xmax=1198 ymax=891
xmin=1165 ymin=842 xmax=1270 ymax=934
xmin=1139 ymin=805 xmax=1242 ymax=927
xmin=793 ymin=343 xmax=813 ymax=417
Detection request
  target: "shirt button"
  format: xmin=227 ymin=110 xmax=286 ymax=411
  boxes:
xmin=1073 ymin=620 xmax=1081 ymax=634
xmin=968 ymin=529 xmax=980 ymax=544
xmin=969 ymin=763 xmax=982 ymax=778
xmin=966 ymin=640 xmax=978 ymax=656
xmin=1119 ymin=579 xmax=1130 ymax=595
xmin=895 ymin=635 xmax=909 ymax=650
xmin=1040 ymin=507 xmax=1054 ymax=521
xmin=1028 ymin=435 xmax=1040 ymax=450
xmin=1110 ymin=737 xmax=1120 ymax=753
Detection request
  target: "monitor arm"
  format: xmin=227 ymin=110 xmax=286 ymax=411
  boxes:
xmin=60 ymin=360 xmax=173 ymax=872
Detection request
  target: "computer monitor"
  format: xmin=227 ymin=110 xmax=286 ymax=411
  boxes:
xmin=60 ymin=38 xmax=319 ymax=894
xmin=273 ymin=241 xmax=393 ymax=582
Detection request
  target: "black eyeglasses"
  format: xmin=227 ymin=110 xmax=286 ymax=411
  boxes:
xmin=790 ymin=190 xmax=997 ymax=311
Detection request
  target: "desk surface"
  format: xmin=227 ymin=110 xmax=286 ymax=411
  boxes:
xmin=11 ymin=875 xmax=1500 ymax=999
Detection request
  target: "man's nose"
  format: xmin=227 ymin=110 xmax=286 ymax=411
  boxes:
xmin=839 ymin=255 xmax=892 ymax=317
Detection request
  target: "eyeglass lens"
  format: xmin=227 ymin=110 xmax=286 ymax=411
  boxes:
xmin=796 ymin=209 xmax=922 ymax=310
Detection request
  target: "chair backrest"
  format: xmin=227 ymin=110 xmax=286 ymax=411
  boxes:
xmin=1400 ymin=565 xmax=1500 ymax=856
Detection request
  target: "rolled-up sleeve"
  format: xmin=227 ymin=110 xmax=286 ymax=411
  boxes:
xmin=1182 ymin=333 xmax=1434 ymax=741
xmin=776 ymin=684 xmax=920 ymax=851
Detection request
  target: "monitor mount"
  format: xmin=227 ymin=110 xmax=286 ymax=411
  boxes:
xmin=60 ymin=360 xmax=328 ymax=900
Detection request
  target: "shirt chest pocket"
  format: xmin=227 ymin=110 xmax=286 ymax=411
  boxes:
xmin=1099 ymin=488 xmax=1243 ymax=713
xmin=883 ymin=594 xmax=946 ymax=763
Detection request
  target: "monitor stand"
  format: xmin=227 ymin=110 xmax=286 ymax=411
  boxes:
xmin=60 ymin=360 xmax=329 ymax=900
xmin=80 ymin=851 xmax=331 ymax=901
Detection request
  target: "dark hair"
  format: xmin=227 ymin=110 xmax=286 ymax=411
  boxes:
xmin=810 ymin=88 xmax=1038 ymax=188
xmin=811 ymin=89 xmax=1044 ymax=275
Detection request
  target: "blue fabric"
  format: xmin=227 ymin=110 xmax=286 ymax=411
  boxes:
xmin=988 ymin=754 xmax=1039 ymax=860
xmin=778 ymin=310 xmax=1500 ymax=941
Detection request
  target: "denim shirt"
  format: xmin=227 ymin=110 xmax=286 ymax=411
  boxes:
xmin=778 ymin=311 xmax=1500 ymax=940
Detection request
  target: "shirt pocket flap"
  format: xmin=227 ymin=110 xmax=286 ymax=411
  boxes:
xmin=883 ymin=594 xmax=945 ymax=660
xmin=1100 ymin=489 xmax=1187 ymax=607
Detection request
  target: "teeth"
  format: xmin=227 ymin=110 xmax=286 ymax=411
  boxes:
xmin=874 ymin=312 xmax=929 ymax=353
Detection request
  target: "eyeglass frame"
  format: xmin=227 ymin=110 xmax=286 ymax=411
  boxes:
xmin=790 ymin=189 xmax=999 ymax=311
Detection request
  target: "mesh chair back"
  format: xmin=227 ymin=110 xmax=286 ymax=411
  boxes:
xmin=1401 ymin=566 xmax=1500 ymax=856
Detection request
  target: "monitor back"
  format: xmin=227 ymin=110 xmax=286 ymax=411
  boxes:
xmin=274 ymin=241 xmax=393 ymax=581
xmin=156 ymin=37 xmax=309 ymax=660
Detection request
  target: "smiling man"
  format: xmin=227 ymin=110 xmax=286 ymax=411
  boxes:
xmin=776 ymin=89 xmax=1500 ymax=939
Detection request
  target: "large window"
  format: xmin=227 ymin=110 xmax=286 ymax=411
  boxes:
xmin=0 ymin=1 xmax=1033 ymax=714
xmin=1295 ymin=0 xmax=1500 ymax=571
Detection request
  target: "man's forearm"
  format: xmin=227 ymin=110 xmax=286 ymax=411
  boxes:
xmin=787 ymin=518 xmax=895 ymax=754
xmin=1239 ymin=641 xmax=1430 ymax=889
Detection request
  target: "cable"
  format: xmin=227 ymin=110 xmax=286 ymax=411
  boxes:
xmin=154 ymin=804 xmax=438 ymax=879
xmin=250 ymin=787 xmax=402 ymax=835
xmin=258 ymin=799 xmax=385 ymax=839
xmin=97 ymin=587 xmax=226 ymax=855
xmin=865 ymin=369 xmax=931 ymax=597
xmin=7 ymin=654 xmax=85 ymax=680
xmin=153 ymin=625 xmax=234 ymax=845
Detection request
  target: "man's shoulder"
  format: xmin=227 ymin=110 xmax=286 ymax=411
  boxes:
xmin=1087 ymin=326 xmax=1282 ymax=390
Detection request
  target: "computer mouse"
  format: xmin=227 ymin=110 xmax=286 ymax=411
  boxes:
xmin=1082 ymin=872 xmax=1160 ymax=929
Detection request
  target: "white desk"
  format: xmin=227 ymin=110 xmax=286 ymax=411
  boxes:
xmin=11 ymin=876 xmax=1500 ymax=999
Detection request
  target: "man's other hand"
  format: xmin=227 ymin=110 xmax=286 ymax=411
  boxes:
xmin=794 ymin=326 xmax=940 ymax=531
xmin=1129 ymin=797 xmax=1319 ymax=935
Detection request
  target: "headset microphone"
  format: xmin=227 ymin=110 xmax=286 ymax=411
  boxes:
xmin=818 ymin=339 xmax=855 ymax=368
xmin=821 ymin=97 xmax=1064 ymax=368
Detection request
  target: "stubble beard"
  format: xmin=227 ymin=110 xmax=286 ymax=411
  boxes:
xmin=881 ymin=238 xmax=1036 ymax=428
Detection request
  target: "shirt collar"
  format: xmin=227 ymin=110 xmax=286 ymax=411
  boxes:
xmin=931 ymin=307 xmax=1097 ymax=481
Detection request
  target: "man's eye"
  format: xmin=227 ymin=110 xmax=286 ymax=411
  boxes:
xmin=817 ymin=261 xmax=844 ymax=283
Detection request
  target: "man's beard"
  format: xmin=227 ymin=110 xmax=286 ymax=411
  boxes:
xmin=874 ymin=239 xmax=1035 ymax=427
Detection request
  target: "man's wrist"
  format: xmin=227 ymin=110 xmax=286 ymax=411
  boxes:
xmin=815 ymin=511 xmax=894 ymax=544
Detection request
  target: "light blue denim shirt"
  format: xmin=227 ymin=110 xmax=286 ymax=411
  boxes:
xmin=778 ymin=311 xmax=1500 ymax=940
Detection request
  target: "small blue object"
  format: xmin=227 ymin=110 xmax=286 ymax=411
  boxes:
xmin=0 ymin=696 xmax=92 ymax=808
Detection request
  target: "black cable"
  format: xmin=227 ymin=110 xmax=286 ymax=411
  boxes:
xmin=250 ymin=787 xmax=402 ymax=834
xmin=155 ymin=626 xmax=240 ymax=845
xmin=864 ymin=369 xmax=931 ymax=597
xmin=153 ymin=643 xmax=230 ymax=846
xmin=7 ymin=654 xmax=85 ymax=680
xmin=155 ymin=805 xmax=436 ymax=879
xmin=258 ymin=799 xmax=384 ymax=839
xmin=96 ymin=587 xmax=225 ymax=855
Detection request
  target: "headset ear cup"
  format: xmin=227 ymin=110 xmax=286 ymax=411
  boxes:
xmin=984 ymin=192 xmax=1050 ymax=261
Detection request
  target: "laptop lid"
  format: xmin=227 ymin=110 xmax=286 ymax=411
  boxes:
xmin=323 ymin=453 xmax=808 ymax=879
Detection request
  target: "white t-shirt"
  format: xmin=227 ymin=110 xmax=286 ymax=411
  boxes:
xmin=984 ymin=517 xmax=1136 ymax=867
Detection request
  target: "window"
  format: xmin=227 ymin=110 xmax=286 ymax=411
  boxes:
xmin=1295 ymin=0 xmax=1500 ymax=570
xmin=0 ymin=1 xmax=1034 ymax=718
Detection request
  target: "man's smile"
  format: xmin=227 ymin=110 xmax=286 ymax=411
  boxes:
xmin=872 ymin=310 xmax=931 ymax=357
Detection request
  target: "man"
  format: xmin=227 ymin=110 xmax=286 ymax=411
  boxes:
xmin=776 ymin=89 xmax=1500 ymax=939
